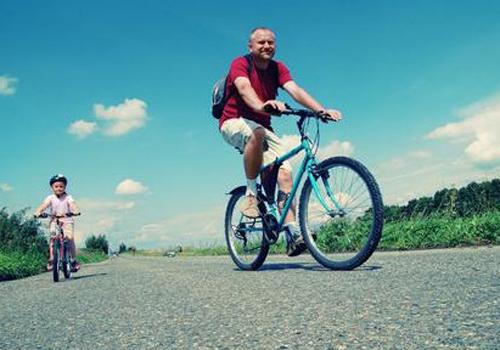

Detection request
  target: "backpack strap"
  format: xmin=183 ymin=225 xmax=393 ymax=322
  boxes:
xmin=244 ymin=54 xmax=280 ymax=88
xmin=244 ymin=54 xmax=254 ymax=75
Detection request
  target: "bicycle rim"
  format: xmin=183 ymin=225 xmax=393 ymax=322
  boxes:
xmin=299 ymin=157 xmax=383 ymax=270
xmin=225 ymin=188 xmax=269 ymax=270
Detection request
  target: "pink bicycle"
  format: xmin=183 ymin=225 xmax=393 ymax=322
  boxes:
xmin=36 ymin=212 xmax=80 ymax=282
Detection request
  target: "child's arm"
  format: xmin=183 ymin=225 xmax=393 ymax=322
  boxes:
xmin=34 ymin=198 xmax=51 ymax=217
xmin=68 ymin=197 xmax=80 ymax=215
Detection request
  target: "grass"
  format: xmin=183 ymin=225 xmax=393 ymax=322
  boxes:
xmin=0 ymin=250 xmax=46 ymax=282
xmin=0 ymin=249 xmax=108 ymax=282
xmin=76 ymin=249 xmax=108 ymax=264
xmin=141 ymin=211 xmax=499 ymax=257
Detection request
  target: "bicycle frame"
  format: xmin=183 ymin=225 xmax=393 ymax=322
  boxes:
xmin=51 ymin=220 xmax=70 ymax=263
xmin=259 ymin=126 xmax=344 ymax=230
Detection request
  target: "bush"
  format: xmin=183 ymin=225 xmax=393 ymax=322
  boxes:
xmin=0 ymin=251 xmax=47 ymax=281
xmin=0 ymin=208 xmax=49 ymax=281
xmin=85 ymin=234 xmax=109 ymax=254
xmin=119 ymin=242 xmax=127 ymax=253
xmin=0 ymin=208 xmax=48 ymax=255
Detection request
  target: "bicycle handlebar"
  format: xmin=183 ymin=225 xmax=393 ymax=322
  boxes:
xmin=35 ymin=212 xmax=81 ymax=219
xmin=264 ymin=104 xmax=332 ymax=123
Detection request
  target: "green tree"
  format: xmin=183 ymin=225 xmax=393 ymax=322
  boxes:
xmin=0 ymin=208 xmax=48 ymax=255
xmin=85 ymin=234 xmax=109 ymax=254
xmin=119 ymin=242 xmax=127 ymax=253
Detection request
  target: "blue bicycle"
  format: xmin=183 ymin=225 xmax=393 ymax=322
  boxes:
xmin=224 ymin=107 xmax=384 ymax=270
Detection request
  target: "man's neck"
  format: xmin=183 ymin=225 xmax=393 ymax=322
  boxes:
xmin=252 ymin=55 xmax=270 ymax=70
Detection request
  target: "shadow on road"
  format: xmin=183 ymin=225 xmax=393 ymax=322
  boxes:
xmin=71 ymin=272 xmax=108 ymax=280
xmin=236 ymin=263 xmax=383 ymax=272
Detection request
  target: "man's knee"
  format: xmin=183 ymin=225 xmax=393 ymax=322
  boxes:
xmin=278 ymin=168 xmax=293 ymax=186
xmin=251 ymin=127 xmax=266 ymax=141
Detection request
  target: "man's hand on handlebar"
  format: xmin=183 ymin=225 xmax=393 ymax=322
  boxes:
xmin=319 ymin=109 xmax=342 ymax=122
xmin=262 ymin=100 xmax=287 ymax=115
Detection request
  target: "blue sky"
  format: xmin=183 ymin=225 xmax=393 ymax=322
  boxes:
xmin=1 ymin=0 xmax=500 ymax=248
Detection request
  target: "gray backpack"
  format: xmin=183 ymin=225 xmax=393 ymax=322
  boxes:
xmin=211 ymin=55 xmax=253 ymax=119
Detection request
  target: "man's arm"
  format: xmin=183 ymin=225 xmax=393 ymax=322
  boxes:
xmin=234 ymin=77 xmax=286 ymax=113
xmin=283 ymin=81 xmax=342 ymax=121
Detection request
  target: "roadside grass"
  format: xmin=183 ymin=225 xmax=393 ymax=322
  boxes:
xmin=140 ymin=211 xmax=499 ymax=257
xmin=0 ymin=250 xmax=46 ymax=281
xmin=76 ymin=249 xmax=108 ymax=264
xmin=0 ymin=249 xmax=107 ymax=282
xmin=379 ymin=211 xmax=500 ymax=250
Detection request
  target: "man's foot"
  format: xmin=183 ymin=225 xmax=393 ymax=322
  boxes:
xmin=71 ymin=260 xmax=80 ymax=272
xmin=239 ymin=195 xmax=260 ymax=218
xmin=46 ymin=260 xmax=53 ymax=271
xmin=285 ymin=224 xmax=307 ymax=257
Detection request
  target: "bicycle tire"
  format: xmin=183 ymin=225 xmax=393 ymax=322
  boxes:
xmin=298 ymin=156 xmax=384 ymax=270
xmin=225 ymin=187 xmax=269 ymax=270
xmin=53 ymin=242 xmax=60 ymax=282
xmin=62 ymin=241 xmax=71 ymax=279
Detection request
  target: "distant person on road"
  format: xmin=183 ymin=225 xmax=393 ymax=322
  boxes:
xmin=34 ymin=174 xmax=81 ymax=272
xmin=218 ymin=27 xmax=342 ymax=255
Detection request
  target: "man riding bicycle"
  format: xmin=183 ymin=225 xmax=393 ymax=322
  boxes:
xmin=219 ymin=27 xmax=342 ymax=255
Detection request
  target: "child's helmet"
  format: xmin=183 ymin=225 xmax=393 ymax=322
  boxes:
xmin=49 ymin=174 xmax=68 ymax=186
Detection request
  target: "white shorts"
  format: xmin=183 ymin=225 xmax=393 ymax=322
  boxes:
xmin=220 ymin=118 xmax=292 ymax=172
xmin=49 ymin=222 xmax=75 ymax=240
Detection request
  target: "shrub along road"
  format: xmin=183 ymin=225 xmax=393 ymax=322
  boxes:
xmin=0 ymin=247 xmax=498 ymax=349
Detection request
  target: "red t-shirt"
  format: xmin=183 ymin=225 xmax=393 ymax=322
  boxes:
xmin=219 ymin=56 xmax=293 ymax=130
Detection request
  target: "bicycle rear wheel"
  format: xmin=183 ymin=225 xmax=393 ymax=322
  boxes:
xmin=225 ymin=187 xmax=269 ymax=270
xmin=299 ymin=157 xmax=383 ymax=270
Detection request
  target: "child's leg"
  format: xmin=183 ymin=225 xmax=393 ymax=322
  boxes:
xmin=63 ymin=223 xmax=77 ymax=259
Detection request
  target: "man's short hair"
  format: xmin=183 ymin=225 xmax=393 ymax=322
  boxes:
xmin=249 ymin=27 xmax=275 ymax=42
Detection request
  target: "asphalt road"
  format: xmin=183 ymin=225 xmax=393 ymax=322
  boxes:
xmin=1 ymin=246 xmax=498 ymax=349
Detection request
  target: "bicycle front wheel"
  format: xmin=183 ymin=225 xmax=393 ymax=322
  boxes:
xmin=299 ymin=157 xmax=383 ymax=270
xmin=53 ymin=243 xmax=60 ymax=282
xmin=225 ymin=187 xmax=269 ymax=270
xmin=63 ymin=241 xmax=72 ymax=279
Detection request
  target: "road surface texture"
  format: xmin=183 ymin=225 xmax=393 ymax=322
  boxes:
xmin=1 ymin=246 xmax=498 ymax=349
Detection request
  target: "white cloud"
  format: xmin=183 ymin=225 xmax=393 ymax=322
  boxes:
xmin=133 ymin=207 xmax=224 ymax=246
xmin=0 ymin=183 xmax=13 ymax=192
xmin=73 ymin=198 xmax=135 ymax=246
xmin=373 ymin=149 xmax=500 ymax=205
xmin=317 ymin=140 xmax=354 ymax=160
xmin=78 ymin=198 xmax=135 ymax=211
xmin=280 ymin=134 xmax=354 ymax=169
xmin=67 ymin=98 xmax=148 ymax=139
xmin=115 ymin=179 xmax=148 ymax=195
xmin=427 ymin=94 xmax=500 ymax=165
xmin=0 ymin=76 xmax=18 ymax=96
xmin=94 ymin=98 xmax=147 ymax=136
xmin=67 ymin=119 xmax=97 ymax=139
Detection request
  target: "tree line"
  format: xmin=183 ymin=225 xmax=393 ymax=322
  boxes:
xmin=383 ymin=179 xmax=500 ymax=222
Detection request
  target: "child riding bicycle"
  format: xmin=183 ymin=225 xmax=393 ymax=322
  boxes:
xmin=34 ymin=174 xmax=81 ymax=272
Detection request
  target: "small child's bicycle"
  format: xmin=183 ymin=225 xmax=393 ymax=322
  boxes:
xmin=224 ymin=106 xmax=384 ymax=270
xmin=36 ymin=212 xmax=80 ymax=282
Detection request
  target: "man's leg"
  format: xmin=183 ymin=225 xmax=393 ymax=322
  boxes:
xmin=240 ymin=127 xmax=266 ymax=217
xmin=243 ymin=127 xmax=265 ymax=185
xmin=277 ymin=168 xmax=296 ymax=223
xmin=220 ymin=118 xmax=265 ymax=218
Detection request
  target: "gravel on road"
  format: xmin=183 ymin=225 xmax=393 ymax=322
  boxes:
xmin=0 ymin=246 xmax=498 ymax=349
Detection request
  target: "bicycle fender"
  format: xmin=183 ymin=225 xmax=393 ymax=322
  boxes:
xmin=227 ymin=186 xmax=246 ymax=195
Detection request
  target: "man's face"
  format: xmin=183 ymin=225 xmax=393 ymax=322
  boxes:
xmin=248 ymin=30 xmax=276 ymax=60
